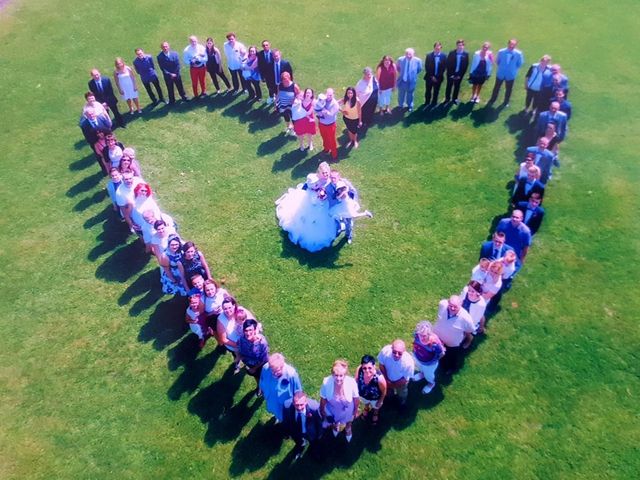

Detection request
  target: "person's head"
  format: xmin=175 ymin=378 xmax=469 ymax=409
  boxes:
xmin=261 ymin=39 xmax=271 ymax=51
xmin=242 ymin=318 xmax=259 ymax=341
xmin=114 ymin=57 xmax=125 ymax=70
xmin=503 ymin=250 xmax=517 ymax=265
xmin=84 ymin=106 xmax=96 ymax=120
xmin=248 ymin=45 xmax=258 ymax=56
xmin=545 ymin=122 xmax=556 ymax=136
xmin=378 ymin=55 xmax=394 ymax=69
xmin=280 ymin=70 xmax=291 ymax=84
xmin=84 ymin=91 xmax=96 ymax=102
xmin=206 ymin=37 xmax=215 ymax=48
xmin=527 ymin=166 xmax=539 ymax=181
xmin=122 ymin=170 xmax=135 ymax=187
xmin=268 ymin=353 xmax=285 ymax=377
xmin=109 ymin=168 xmax=122 ymax=183
xmin=391 ymin=339 xmax=406 ymax=360
xmin=466 ymin=280 xmax=483 ymax=299
xmin=106 ymin=133 xmax=117 ymax=147
xmin=489 ymin=261 xmax=504 ymax=276
xmin=549 ymin=101 xmax=560 ymax=114
xmin=344 ymin=86 xmax=356 ymax=107
xmin=189 ymin=294 xmax=202 ymax=310
xmin=191 ymin=274 xmax=205 ymax=291
xmin=143 ymin=209 xmax=157 ymax=225
xmin=456 ymin=39 xmax=465 ymax=52
xmin=362 ymin=66 xmax=373 ymax=80
xmin=90 ymin=69 xmax=101 ymax=80
xmin=153 ymin=219 xmax=167 ymax=236
xmin=481 ymin=41 xmax=491 ymax=51
xmin=524 ymin=152 xmax=536 ymax=166
xmin=134 ymin=182 xmax=152 ymax=198
xmin=478 ymin=257 xmax=491 ymax=272
xmin=528 ymin=192 xmax=542 ymax=208
xmin=550 ymin=64 xmax=562 ymax=75
xmin=203 ymin=279 xmax=219 ymax=298
xmin=492 ymin=231 xmax=506 ymax=249
xmin=226 ymin=32 xmax=236 ymax=43
xmin=415 ymin=321 xmax=434 ymax=344
xmin=292 ymin=390 xmax=308 ymax=412
xmin=433 ymin=41 xmax=442 ymax=53
xmin=404 ymin=47 xmax=415 ymax=59
xmin=273 ymin=49 xmax=281 ymax=61
xmin=135 ymin=48 xmax=145 ymax=59
xmin=97 ymin=129 xmax=110 ymax=140
xmin=317 ymin=161 xmax=330 ymax=180
xmin=303 ymin=87 xmax=314 ymax=101
xmin=540 ymin=54 xmax=551 ymax=65
xmin=325 ymin=87 xmax=334 ymax=102
xmin=161 ymin=41 xmax=170 ymax=53
xmin=189 ymin=35 xmax=197 ymax=46
xmin=168 ymin=235 xmax=181 ymax=253
xmin=331 ymin=359 xmax=349 ymax=384
xmin=510 ymin=209 xmax=524 ymax=226
xmin=554 ymin=89 xmax=565 ymax=100
xmin=447 ymin=295 xmax=462 ymax=315
xmin=182 ymin=241 xmax=197 ymax=259
xmin=537 ymin=137 xmax=550 ymax=150
xmin=359 ymin=354 xmax=377 ymax=373
xmin=221 ymin=295 xmax=238 ymax=318
xmin=507 ymin=39 xmax=518 ymax=50
xmin=329 ymin=170 xmax=341 ymax=185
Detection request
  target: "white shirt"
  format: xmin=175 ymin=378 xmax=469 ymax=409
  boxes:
xmin=377 ymin=344 xmax=415 ymax=382
xmin=460 ymin=287 xmax=487 ymax=332
xmin=183 ymin=43 xmax=207 ymax=67
xmin=320 ymin=375 xmax=359 ymax=401
xmin=223 ymin=40 xmax=246 ymax=70
xmin=115 ymin=177 xmax=142 ymax=207
xmin=434 ymin=299 xmax=474 ymax=347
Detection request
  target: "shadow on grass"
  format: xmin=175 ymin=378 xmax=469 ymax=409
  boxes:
xmin=279 ymin=230 xmax=352 ymax=269
xmin=138 ymin=296 xmax=188 ymax=350
xmin=469 ymin=104 xmax=503 ymax=126
xmin=188 ymin=365 xmax=262 ymax=447
xmin=504 ymin=111 xmax=537 ymax=162
xmin=290 ymin=152 xmax=325 ymax=180
xmin=69 ymin=153 xmax=96 ymax=171
xmin=94 ymin=240 xmax=150 ymax=282
xmin=67 ymin=170 xmax=104 ymax=198
xmin=74 ymin=189 xmax=108 ymax=212
xmin=167 ymin=345 xmax=224 ymax=400
xmin=118 ymin=268 xmax=165 ymax=316
xmin=449 ymin=101 xmax=474 ymax=121
xmin=88 ymin=214 xmax=131 ymax=261
xmin=83 ymin=205 xmax=112 ymax=229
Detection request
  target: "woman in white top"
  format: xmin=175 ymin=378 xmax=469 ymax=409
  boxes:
xmin=114 ymin=57 xmax=141 ymax=114
xmin=216 ymin=295 xmax=255 ymax=372
xmin=320 ymin=359 xmax=359 ymax=442
xmin=460 ymin=280 xmax=488 ymax=334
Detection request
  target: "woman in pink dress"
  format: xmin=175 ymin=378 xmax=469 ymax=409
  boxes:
xmin=292 ymin=88 xmax=317 ymax=151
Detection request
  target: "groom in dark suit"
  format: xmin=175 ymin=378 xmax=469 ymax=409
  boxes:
xmin=423 ymin=42 xmax=447 ymax=106
xmin=444 ymin=39 xmax=469 ymax=104
xmin=88 ymin=69 xmax=125 ymax=128
xmin=283 ymin=391 xmax=323 ymax=460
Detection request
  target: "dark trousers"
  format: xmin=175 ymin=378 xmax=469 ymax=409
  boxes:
xmin=424 ymin=77 xmax=444 ymax=105
xmin=246 ymin=79 xmax=262 ymax=99
xmin=524 ymin=88 xmax=545 ymax=111
xmin=489 ymin=78 xmax=515 ymax=104
xmin=163 ymin=74 xmax=187 ymax=103
xmin=142 ymin=77 xmax=165 ymax=103
xmin=440 ymin=345 xmax=466 ymax=373
xmin=207 ymin=68 xmax=231 ymax=91
xmin=107 ymin=100 xmax=125 ymax=128
xmin=265 ymin=79 xmax=277 ymax=98
xmin=445 ymin=75 xmax=463 ymax=101
xmin=228 ymin=69 xmax=247 ymax=92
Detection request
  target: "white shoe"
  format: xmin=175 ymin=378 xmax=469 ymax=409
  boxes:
xmin=422 ymin=383 xmax=435 ymax=394
xmin=266 ymin=97 xmax=273 ymax=105
xmin=345 ymin=434 xmax=352 ymax=443
xmin=364 ymin=210 xmax=373 ymax=218
xmin=347 ymin=238 xmax=353 ymax=245
xmin=412 ymin=372 xmax=424 ymax=382
xmin=309 ymin=143 xmax=314 ymax=151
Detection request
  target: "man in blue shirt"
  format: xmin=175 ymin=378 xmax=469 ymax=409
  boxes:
xmin=157 ymin=41 xmax=189 ymax=104
xmin=496 ymin=210 xmax=532 ymax=265
xmin=396 ymin=48 xmax=423 ymax=112
xmin=133 ymin=48 xmax=166 ymax=105
xmin=488 ymin=39 xmax=524 ymax=106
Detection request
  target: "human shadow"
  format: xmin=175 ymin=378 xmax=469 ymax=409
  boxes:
xmin=222 ymin=99 xmax=267 ymax=125
xmin=279 ymin=230 xmax=352 ymax=270
xmin=74 ymin=189 xmax=108 ymax=212
xmin=94 ymin=240 xmax=150 ymax=282
xmin=204 ymin=91 xmax=236 ymax=112
xmin=188 ymin=366 xmax=262 ymax=447
xmin=290 ymin=152 xmax=325 ymax=180
xmin=417 ymin=103 xmax=450 ymax=126
xmin=259 ymin=132 xmax=293 ymax=158
xmin=272 ymin=146 xmax=307 ymax=173
xmin=449 ymin=101 xmax=474 ymax=122
xmin=67 ymin=170 xmax=104 ymax=198
xmin=373 ymin=109 xmax=404 ymax=130
xmin=167 ymin=344 xmax=223 ymax=400
xmin=87 ymin=213 xmax=131 ymax=261
xmin=248 ymin=107 xmax=281 ymax=133
xmin=69 ymin=153 xmax=96 ymax=171
xmin=83 ymin=205 xmax=112 ymax=229
xmin=470 ymin=103 xmax=503 ymax=127
xmin=229 ymin=418 xmax=285 ymax=476
xmin=118 ymin=268 xmax=164 ymax=316
xmin=138 ymin=296 xmax=188 ymax=351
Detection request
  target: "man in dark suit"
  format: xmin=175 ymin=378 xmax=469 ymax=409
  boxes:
xmin=79 ymin=107 xmax=113 ymax=174
xmin=526 ymin=137 xmax=555 ymax=185
xmin=536 ymin=101 xmax=568 ymax=141
xmin=423 ymin=42 xmax=447 ymax=106
xmin=444 ymin=39 xmax=469 ymax=104
xmin=88 ymin=69 xmax=125 ymax=128
xmin=257 ymin=40 xmax=276 ymax=104
xmin=157 ymin=41 xmax=189 ymax=104
xmin=271 ymin=49 xmax=293 ymax=102
xmin=517 ymin=193 xmax=545 ymax=236
xmin=283 ymin=391 xmax=323 ymax=460
xmin=479 ymin=231 xmax=514 ymax=261
xmin=512 ymin=166 xmax=545 ymax=205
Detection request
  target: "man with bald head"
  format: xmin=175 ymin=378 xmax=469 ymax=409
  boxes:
xmin=88 ymin=68 xmax=125 ymax=128
xmin=183 ymin=35 xmax=208 ymax=97
xmin=536 ymin=101 xmax=568 ymax=141
xmin=396 ymin=47 xmax=423 ymax=112
xmin=157 ymin=41 xmax=189 ymax=104
xmin=434 ymin=295 xmax=474 ymax=374
xmin=316 ymin=88 xmax=340 ymax=160
xmin=496 ymin=209 xmax=532 ymax=266
xmin=488 ymin=38 xmax=524 ymax=106
xmin=378 ymin=339 xmax=415 ymax=409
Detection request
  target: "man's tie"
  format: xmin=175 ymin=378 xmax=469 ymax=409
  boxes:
xmin=434 ymin=56 xmax=439 ymax=76
xmin=96 ymin=81 xmax=103 ymax=93
xmin=296 ymin=412 xmax=303 ymax=433
xmin=275 ymin=62 xmax=280 ymax=83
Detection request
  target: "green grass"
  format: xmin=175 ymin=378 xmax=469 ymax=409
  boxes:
xmin=1 ymin=0 xmax=639 ymax=478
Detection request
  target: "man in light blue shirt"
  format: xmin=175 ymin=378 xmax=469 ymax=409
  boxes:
xmin=396 ymin=48 xmax=423 ymax=112
xmin=488 ymin=39 xmax=524 ymax=106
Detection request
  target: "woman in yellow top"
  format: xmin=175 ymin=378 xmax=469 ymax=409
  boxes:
xmin=338 ymin=87 xmax=361 ymax=149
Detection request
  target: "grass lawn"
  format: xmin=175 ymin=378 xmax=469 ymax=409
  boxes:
xmin=1 ymin=0 xmax=639 ymax=478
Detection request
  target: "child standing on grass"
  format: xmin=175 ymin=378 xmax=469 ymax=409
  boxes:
xmin=329 ymin=181 xmax=373 ymax=245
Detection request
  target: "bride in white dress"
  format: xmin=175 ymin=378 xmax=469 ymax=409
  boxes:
xmin=275 ymin=173 xmax=337 ymax=252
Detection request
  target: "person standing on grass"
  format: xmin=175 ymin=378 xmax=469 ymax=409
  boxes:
xmin=257 ymin=39 xmax=276 ymax=104
xmin=317 ymin=88 xmax=340 ymax=160
xmin=378 ymin=339 xmax=415 ymax=410
xmin=283 ymin=391 xmax=324 ymax=460
xmin=339 ymin=87 xmax=360 ymax=149
xmin=320 ymin=359 xmax=359 ymax=443
xmin=259 ymin=353 xmax=302 ymax=423
xmin=183 ymin=36 xmax=208 ymax=97
xmin=444 ymin=39 xmax=469 ymax=104
xmin=223 ymin=32 xmax=247 ymax=94
xmin=238 ymin=319 xmax=270 ymax=397
xmin=411 ymin=321 xmax=445 ymax=394
xmin=354 ymin=355 xmax=387 ymax=425
xmin=133 ymin=48 xmax=166 ymax=105
xmin=88 ymin=68 xmax=126 ymax=128
xmin=433 ymin=295 xmax=474 ymax=375
xmin=468 ymin=42 xmax=494 ymax=104
xmin=205 ymin=37 xmax=231 ymax=94
xmin=396 ymin=47 xmax=422 ymax=112
xmin=376 ymin=55 xmax=396 ymax=115
xmin=488 ymin=38 xmax=524 ymax=107
xmin=496 ymin=210 xmax=532 ymax=266
xmin=157 ymin=41 xmax=189 ymax=105
xmin=517 ymin=193 xmax=545 ymax=236
xmin=114 ymin=57 xmax=141 ymax=115
xmin=423 ymin=41 xmax=447 ymax=107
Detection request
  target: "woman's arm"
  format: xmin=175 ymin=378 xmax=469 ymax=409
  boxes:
xmin=114 ymin=71 xmax=123 ymax=95
xmin=129 ymin=66 xmax=138 ymax=91
xmin=176 ymin=262 xmax=189 ymax=291
xmin=376 ymin=375 xmax=387 ymax=408
xmin=199 ymin=251 xmax=212 ymax=281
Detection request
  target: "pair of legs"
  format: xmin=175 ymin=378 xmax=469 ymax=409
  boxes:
xmin=189 ymin=66 xmax=207 ymax=96
xmin=228 ymin=68 xmax=247 ymax=93
xmin=397 ymin=80 xmax=416 ymax=109
xmin=489 ymin=78 xmax=515 ymax=104
xmin=142 ymin=77 xmax=165 ymax=103
xmin=360 ymin=398 xmax=382 ymax=425
xmin=207 ymin=68 xmax=231 ymax=91
xmin=280 ymin=109 xmax=294 ymax=132
xmin=125 ymin=97 xmax=141 ymax=114
xmin=343 ymin=118 xmax=359 ymax=148
xmin=377 ymin=88 xmax=392 ymax=114
xmin=424 ymin=78 xmax=443 ymax=105
xmin=245 ymin=79 xmax=262 ymax=100
xmin=318 ymin=122 xmax=338 ymax=159
xmin=444 ymin=76 xmax=463 ymax=103
xmin=470 ymin=82 xmax=485 ymax=102
xmin=298 ymin=133 xmax=313 ymax=150
xmin=163 ymin=74 xmax=188 ymax=104
xmin=413 ymin=359 xmax=439 ymax=394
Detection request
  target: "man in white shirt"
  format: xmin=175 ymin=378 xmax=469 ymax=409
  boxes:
xmin=378 ymin=339 xmax=415 ymax=409
xmin=115 ymin=170 xmax=142 ymax=231
xmin=183 ymin=35 xmax=208 ymax=97
xmin=223 ymin=32 xmax=247 ymax=94
xmin=434 ymin=296 xmax=474 ymax=374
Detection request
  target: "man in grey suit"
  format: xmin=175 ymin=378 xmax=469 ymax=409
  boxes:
xmin=396 ymin=48 xmax=423 ymax=112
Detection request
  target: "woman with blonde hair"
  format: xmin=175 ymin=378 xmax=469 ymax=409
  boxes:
xmin=114 ymin=57 xmax=141 ymax=114
xmin=320 ymin=359 xmax=359 ymax=442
